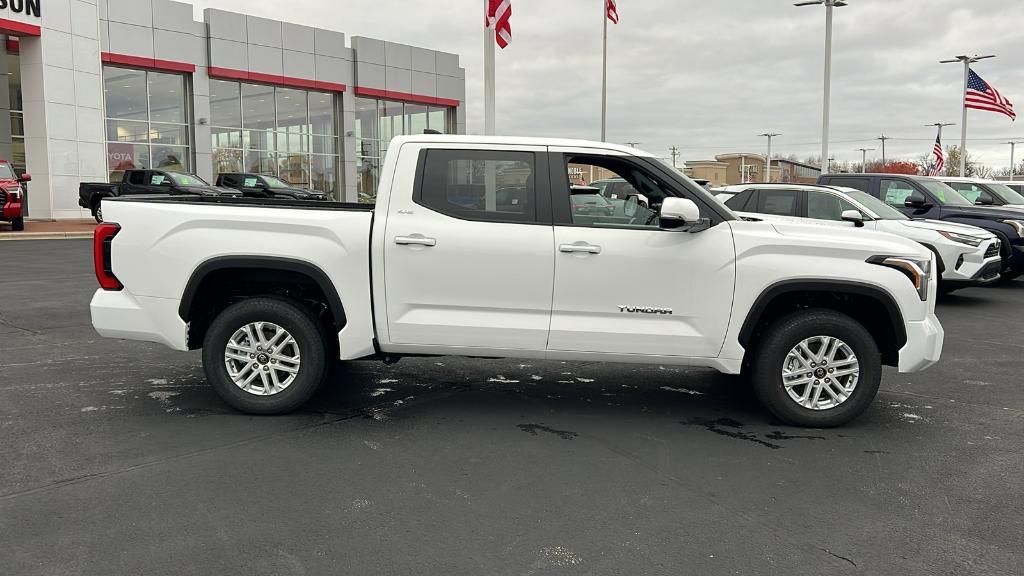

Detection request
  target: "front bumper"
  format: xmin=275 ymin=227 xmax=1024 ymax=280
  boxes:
xmin=90 ymin=289 xmax=188 ymax=351
xmin=898 ymin=313 xmax=944 ymax=373
xmin=2 ymin=199 xmax=21 ymax=220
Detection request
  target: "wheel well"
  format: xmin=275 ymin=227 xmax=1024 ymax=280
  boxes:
xmin=740 ymin=285 xmax=906 ymax=367
xmin=179 ymin=259 xmax=346 ymax=350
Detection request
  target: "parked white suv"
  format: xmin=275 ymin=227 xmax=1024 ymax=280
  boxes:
xmin=89 ymin=136 xmax=943 ymax=427
xmin=719 ymin=184 xmax=1002 ymax=292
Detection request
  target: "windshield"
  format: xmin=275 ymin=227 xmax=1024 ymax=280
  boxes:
xmin=986 ymin=183 xmax=1024 ymax=205
xmin=0 ymin=163 xmax=15 ymax=180
xmin=167 ymin=172 xmax=209 ymax=186
xmin=921 ymin=179 xmax=972 ymax=206
xmin=262 ymin=176 xmax=292 ymax=189
xmin=846 ymin=190 xmax=907 ymax=220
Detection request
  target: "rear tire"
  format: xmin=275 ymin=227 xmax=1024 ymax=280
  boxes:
xmin=750 ymin=309 xmax=881 ymax=428
xmin=93 ymin=203 xmax=103 ymax=223
xmin=202 ymin=298 xmax=328 ymax=414
xmin=11 ymin=217 xmax=23 ymax=231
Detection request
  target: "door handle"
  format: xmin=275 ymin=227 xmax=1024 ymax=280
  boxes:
xmin=559 ymin=243 xmax=602 ymax=254
xmin=395 ymin=235 xmax=437 ymax=247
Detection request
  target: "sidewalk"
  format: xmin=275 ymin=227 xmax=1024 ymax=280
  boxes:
xmin=0 ymin=219 xmax=96 ymax=241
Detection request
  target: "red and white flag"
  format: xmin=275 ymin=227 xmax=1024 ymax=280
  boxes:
xmin=486 ymin=0 xmax=512 ymax=49
xmin=928 ymin=134 xmax=944 ymax=176
xmin=607 ymin=0 xmax=619 ymax=24
xmin=966 ymin=70 xmax=1016 ymax=121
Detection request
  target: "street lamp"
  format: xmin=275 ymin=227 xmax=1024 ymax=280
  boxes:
xmin=1007 ymin=141 xmax=1023 ymax=182
xmin=796 ymin=0 xmax=848 ymax=169
xmin=941 ymin=54 xmax=996 ymax=176
xmin=759 ymin=133 xmax=781 ymax=182
xmin=856 ymin=147 xmax=874 ymax=171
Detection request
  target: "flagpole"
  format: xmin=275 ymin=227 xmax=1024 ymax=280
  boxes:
xmin=601 ymin=0 xmax=609 ymax=142
xmin=959 ymin=60 xmax=969 ymax=176
xmin=484 ymin=0 xmax=496 ymax=136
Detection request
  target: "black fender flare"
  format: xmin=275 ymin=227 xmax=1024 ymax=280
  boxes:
xmin=738 ymin=279 xmax=907 ymax=349
xmin=178 ymin=256 xmax=347 ymax=329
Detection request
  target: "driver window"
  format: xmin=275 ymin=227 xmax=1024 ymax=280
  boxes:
xmin=880 ymin=180 xmax=916 ymax=207
xmin=807 ymin=191 xmax=857 ymax=221
xmin=564 ymin=156 xmax=677 ymax=229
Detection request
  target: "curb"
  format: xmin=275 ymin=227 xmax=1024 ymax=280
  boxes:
xmin=0 ymin=232 xmax=94 ymax=241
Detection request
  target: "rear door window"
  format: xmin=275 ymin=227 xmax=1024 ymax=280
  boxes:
xmin=418 ymin=149 xmax=540 ymax=224
xmin=823 ymin=177 xmax=869 ymax=192
xmin=127 ymin=171 xmax=146 ymax=185
xmin=756 ymin=189 xmax=800 ymax=216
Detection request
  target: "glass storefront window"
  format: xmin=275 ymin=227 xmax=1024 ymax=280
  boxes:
xmin=210 ymin=80 xmax=241 ymax=128
xmin=103 ymin=66 xmax=190 ymax=181
xmin=353 ymin=97 xmax=454 ymax=203
xmin=210 ymin=80 xmax=341 ymax=198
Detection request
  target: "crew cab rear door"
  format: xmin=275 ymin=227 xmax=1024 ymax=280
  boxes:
xmin=381 ymin=143 xmax=555 ymax=352
xmin=546 ymin=148 xmax=736 ymax=358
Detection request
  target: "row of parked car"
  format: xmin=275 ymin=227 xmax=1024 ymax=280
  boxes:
xmin=695 ymin=174 xmax=1024 ymax=294
xmin=79 ymin=169 xmax=331 ymax=223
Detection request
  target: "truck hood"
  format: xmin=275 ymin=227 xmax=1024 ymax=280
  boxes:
xmin=766 ymin=220 xmax=931 ymax=259
xmin=898 ymin=218 xmax=995 ymax=238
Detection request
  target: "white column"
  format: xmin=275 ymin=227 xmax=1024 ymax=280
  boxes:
xmin=20 ymin=0 xmax=106 ymax=220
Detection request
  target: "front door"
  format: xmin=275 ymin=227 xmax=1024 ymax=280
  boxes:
xmin=547 ymin=149 xmax=736 ymax=358
xmin=382 ymin=144 xmax=555 ymax=352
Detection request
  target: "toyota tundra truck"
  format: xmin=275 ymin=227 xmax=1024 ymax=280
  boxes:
xmin=90 ymin=136 xmax=944 ymax=427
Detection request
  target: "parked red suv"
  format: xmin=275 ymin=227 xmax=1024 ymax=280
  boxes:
xmin=0 ymin=160 xmax=30 ymax=231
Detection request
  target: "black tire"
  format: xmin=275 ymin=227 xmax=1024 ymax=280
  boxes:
xmin=11 ymin=217 xmax=24 ymax=231
xmin=202 ymin=298 xmax=328 ymax=414
xmin=93 ymin=203 xmax=103 ymax=223
xmin=750 ymin=309 xmax=881 ymax=428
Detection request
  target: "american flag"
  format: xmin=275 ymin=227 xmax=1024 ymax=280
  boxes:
xmin=966 ymin=70 xmax=1016 ymax=121
xmin=486 ymin=0 xmax=512 ymax=49
xmin=928 ymin=135 xmax=944 ymax=176
xmin=607 ymin=0 xmax=619 ymax=24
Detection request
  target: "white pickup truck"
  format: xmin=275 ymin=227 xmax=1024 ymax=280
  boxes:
xmin=91 ymin=135 xmax=943 ymax=427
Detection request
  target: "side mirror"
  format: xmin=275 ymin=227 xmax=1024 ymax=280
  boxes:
xmin=660 ymin=197 xmax=704 ymax=231
xmin=904 ymin=191 xmax=930 ymax=208
xmin=19 ymin=173 xmax=31 ymax=182
xmin=975 ymin=192 xmax=994 ymax=206
xmin=841 ymin=209 xmax=865 ymax=227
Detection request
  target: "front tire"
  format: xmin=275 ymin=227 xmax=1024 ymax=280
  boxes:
xmin=11 ymin=216 xmax=24 ymax=231
xmin=750 ymin=309 xmax=881 ymax=428
xmin=202 ymin=298 xmax=328 ymax=414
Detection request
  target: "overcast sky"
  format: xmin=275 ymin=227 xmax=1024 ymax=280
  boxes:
xmin=190 ymin=0 xmax=1024 ymax=168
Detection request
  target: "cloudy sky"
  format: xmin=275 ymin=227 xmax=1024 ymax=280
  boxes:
xmin=191 ymin=0 xmax=1024 ymax=169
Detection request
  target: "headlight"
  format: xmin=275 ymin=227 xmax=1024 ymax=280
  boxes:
xmin=937 ymin=230 xmax=983 ymax=247
xmin=868 ymin=255 xmax=932 ymax=301
xmin=1001 ymin=219 xmax=1024 ymax=236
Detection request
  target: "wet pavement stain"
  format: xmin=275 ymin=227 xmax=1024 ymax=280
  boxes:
xmin=517 ymin=424 xmax=578 ymax=440
xmin=681 ymin=417 xmax=782 ymax=450
xmin=765 ymin=430 xmax=826 ymax=441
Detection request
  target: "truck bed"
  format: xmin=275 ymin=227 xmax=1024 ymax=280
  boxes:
xmin=105 ymin=194 xmax=373 ymax=212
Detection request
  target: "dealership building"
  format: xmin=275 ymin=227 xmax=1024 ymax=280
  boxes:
xmin=0 ymin=0 xmax=467 ymax=219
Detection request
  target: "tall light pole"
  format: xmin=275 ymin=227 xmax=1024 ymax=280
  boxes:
xmin=856 ymin=147 xmax=874 ymax=171
xmin=760 ymin=133 xmax=780 ymax=183
xmin=670 ymin=145 xmax=681 ymax=168
xmin=941 ymin=54 xmax=996 ymax=176
xmin=795 ymin=0 xmax=848 ymax=169
xmin=1007 ymin=141 xmax=1023 ymax=181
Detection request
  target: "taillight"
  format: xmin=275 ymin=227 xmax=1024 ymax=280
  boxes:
xmin=93 ymin=223 xmax=122 ymax=290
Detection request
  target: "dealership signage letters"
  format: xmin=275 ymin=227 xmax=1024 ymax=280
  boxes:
xmin=0 ymin=0 xmax=41 ymax=17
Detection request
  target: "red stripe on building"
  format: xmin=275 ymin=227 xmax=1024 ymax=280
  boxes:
xmin=101 ymin=52 xmax=196 ymax=74
xmin=209 ymin=67 xmax=347 ymax=93
xmin=354 ymin=86 xmax=459 ymax=108
xmin=0 ymin=18 xmax=41 ymax=37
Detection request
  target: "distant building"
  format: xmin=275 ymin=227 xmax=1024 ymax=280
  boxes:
xmin=685 ymin=154 xmax=821 ymax=186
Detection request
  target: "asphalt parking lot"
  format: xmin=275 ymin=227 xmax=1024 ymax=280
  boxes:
xmin=1 ymin=239 xmax=1021 ymax=576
